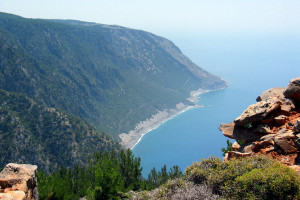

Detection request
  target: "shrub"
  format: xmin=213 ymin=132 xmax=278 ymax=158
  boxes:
xmin=223 ymin=162 xmax=300 ymax=200
xmin=185 ymin=155 xmax=300 ymax=199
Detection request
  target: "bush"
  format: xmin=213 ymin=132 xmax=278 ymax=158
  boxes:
xmin=185 ymin=156 xmax=300 ymax=199
xmin=224 ymin=162 xmax=300 ymax=200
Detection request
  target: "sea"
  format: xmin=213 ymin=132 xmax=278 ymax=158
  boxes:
xmin=132 ymin=33 xmax=300 ymax=177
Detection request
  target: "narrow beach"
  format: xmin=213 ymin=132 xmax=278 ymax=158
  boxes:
xmin=119 ymin=88 xmax=209 ymax=149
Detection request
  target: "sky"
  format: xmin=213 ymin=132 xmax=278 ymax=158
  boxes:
xmin=1 ymin=0 xmax=300 ymax=38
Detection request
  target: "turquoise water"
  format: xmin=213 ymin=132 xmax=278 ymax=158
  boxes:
xmin=132 ymin=34 xmax=300 ymax=177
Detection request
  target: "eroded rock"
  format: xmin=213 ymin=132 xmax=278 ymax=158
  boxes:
xmin=274 ymin=132 xmax=297 ymax=154
xmin=234 ymin=100 xmax=281 ymax=126
xmin=219 ymin=122 xmax=263 ymax=141
xmin=274 ymin=115 xmax=287 ymax=124
xmin=219 ymin=77 xmax=300 ymax=171
xmin=256 ymin=87 xmax=285 ymax=102
xmin=0 ymin=163 xmax=38 ymax=200
xmin=255 ymin=124 xmax=272 ymax=134
xmin=224 ymin=151 xmax=253 ymax=161
xmin=281 ymin=98 xmax=296 ymax=113
xmin=284 ymin=77 xmax=300 ymax=101
xmin=232 ymin=142 xmax=241 ymax=151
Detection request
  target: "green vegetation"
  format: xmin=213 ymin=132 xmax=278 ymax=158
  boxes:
xmin=221 ymin=139 xmax=233 ymax=156
xmin=0 ymin=89 xmax=119 ymax=171
xmin=185 ymin=156 xmax=300 ymax=200
xmin=144 ymin=165 xmax=183 ymax=190
xmin=0 ymin=12 xmax=226 ymax=138
xmin=38 ymin=150 xmax=183 ymax=200
xmin=39 ymin=155 xmax=299 ymax=200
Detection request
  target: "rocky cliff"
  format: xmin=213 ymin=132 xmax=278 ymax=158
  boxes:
xmin=0 ymin=163 xmax=38 ymax=200
xmin=219 ymin=77 xmax=300 ymax=172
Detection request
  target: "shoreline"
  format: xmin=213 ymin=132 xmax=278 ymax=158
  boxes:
xmin=119 ymin=88 xmax=211 ymax=149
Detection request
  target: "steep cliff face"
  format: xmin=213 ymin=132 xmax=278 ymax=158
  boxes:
xmin=219 ymin=77 xmax=300 ymax=171
xmin=0 ymin=12 xmax=227 ymax=138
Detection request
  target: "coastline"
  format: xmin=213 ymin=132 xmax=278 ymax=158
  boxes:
xmin=119 ymin=88 xmax=210 ymax=149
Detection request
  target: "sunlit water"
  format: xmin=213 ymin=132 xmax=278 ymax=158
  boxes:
xmin=132 ymin=34 xmax=300 ymax=177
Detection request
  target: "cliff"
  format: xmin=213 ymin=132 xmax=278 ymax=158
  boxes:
xmin=0 ymin=12 xmax=227 ymax=139
xmin=0 ymin=11 xmax=227 ymax=171
xmin=219 ymin=77 xmax=300 ymax=172
xmin=129 ymin=78 xmax=300 ymax=200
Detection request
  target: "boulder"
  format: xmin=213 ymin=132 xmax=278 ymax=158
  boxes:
xmin=280 ymin=98 xmax=296 ymax=112
xmin=283 ymin=77 xmax=300 ymax=101
xmin=219 ymin=122 xmax=263 ymax=141
xmin=0 ymin=163 xmax=38 ymax=200
xmin=274 ymin=132 xmax=297 ymax=154
xmin=232 ymin=142 xmax=241 ymax=151
xmin=0 ymin=191 xmax=26 ymax=200
xmin=234 ymin=100 xmax=281 ymax=126
xmin=255 ymin=134 xmax=277 ymax=149
xmin=219 ymin=122 xmax=235 ymax=139
xmin=260 ymin=134 xmax=277 ymax=145
xmin=241 ymin=143 xmax=254 ymax=153
xmin=256 ymin=87 xmax=285 ymax=102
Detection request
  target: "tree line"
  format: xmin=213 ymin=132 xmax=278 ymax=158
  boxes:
xmin=38 ymin=149 xmax=183 ymax=200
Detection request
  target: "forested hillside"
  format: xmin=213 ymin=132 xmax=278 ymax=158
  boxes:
xmin=0 ymin=12 xmax=227 ymax=138
xmin=0 ymin=89 xmax=119 ymax=171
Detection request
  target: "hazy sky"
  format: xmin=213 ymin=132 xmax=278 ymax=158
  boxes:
xmin=1 ymin=0 xmax=300 ymax=37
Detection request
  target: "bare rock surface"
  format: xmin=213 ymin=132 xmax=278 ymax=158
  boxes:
xmin=234 ymin=100 xmax=281 ymax=126
xmin=274 ymin=132 xmax=297 ymax=154
xmin=256 ymin=87 xmax=285 ymax=102
xmin=232 ymin=142 xmax=240 ymax=151
xmin=255 ymin=124 xmax=272 ymax=134
xmin=274 ymin=115 xmax=287 ymax=124
xmin=220 ymin=77 xmax=300 ymax=169
xmin=284 ymin=77 xmax=300 ymax=101
xmin=219 ymin=122 xmax=263 ymax=141
xmin=0 ymin=163 xmax=38 ymax=200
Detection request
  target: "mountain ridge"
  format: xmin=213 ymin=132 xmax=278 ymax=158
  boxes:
xmin=0 ymin=12 xmax=227 ymax=139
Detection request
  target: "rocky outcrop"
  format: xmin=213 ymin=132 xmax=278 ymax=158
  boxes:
xmin=219 ymin=77 xmax=300 ymax=170
xmin=0 ymin=163 xmax=38 ymax=200
xmin=284 ymin=78 xmax=300 ymax=101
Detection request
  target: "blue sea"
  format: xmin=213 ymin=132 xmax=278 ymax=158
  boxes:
xmin=132 ymin=33 xmax=300 ymax=177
